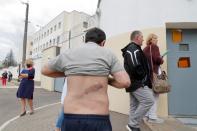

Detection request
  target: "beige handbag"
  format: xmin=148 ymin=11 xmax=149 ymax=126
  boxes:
xmin=150 ymin=46 xmax=171 ymax=94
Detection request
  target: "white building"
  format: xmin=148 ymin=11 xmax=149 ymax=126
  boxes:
xmin=26 ymin=10 xmax=97 ymax=83
xmin=98 ymin=0 xmax=197 ymax=38
xmin=97 ymin=0 xmax=197 ymax=118
xmin=27 ymin=10 xmax=96 ymax=59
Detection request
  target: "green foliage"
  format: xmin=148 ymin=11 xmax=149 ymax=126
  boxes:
xmin=2 ymin=49 xmax=18 ymax=67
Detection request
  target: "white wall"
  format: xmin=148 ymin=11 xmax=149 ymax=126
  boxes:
xmin=33 ymin=58 xmax=42 ymax=81
xmin=99 ymin=0 xmax=197 ymax=38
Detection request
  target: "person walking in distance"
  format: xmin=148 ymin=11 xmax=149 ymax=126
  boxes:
xmin=121 ymin=30 xmax=154 ymax=131
xmin=41 ymin=27 xmax=130 ymax=131
xmin=143 ymin=33 xmax=164 ymax=123
xmin=1 ymin=70 xmax=8 ymax=87
xmin=8 ymin=71 xmax=13 ymax=82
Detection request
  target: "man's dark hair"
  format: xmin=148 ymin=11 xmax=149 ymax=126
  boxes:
xmin=85 ymin=27 xmax=106 ymax=44
xmin=130 ymin=30 xmax=141 ymax=41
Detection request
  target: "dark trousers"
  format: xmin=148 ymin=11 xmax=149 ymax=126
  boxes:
xmin=2 ymin=78 xmax=6 ymax=86
xmin=61 ymin=114 xmax=112 ymax=131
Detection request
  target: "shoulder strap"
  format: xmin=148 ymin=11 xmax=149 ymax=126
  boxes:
xmin=149 ymin=45 xmax=154 ymax=71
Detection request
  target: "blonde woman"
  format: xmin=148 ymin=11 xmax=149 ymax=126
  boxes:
xmin=143 ymin=34 xmax=164 ymax=123
xmin=17 ymin=59 xmax=35 ymax=116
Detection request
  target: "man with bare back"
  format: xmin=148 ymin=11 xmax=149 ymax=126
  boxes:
xmin=41 ymin=27 xmax=130 ymax=131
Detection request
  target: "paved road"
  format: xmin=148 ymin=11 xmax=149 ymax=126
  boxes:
xmin=0 ymin=86 xmax=130 ymax=131
xmin=0 ymin=87 xmax=61 ymax=127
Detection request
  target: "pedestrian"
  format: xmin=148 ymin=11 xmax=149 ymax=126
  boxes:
xmin=121 ymin=30 xmax=154 ymax=131
xmin=143 ymin=33 xmax=164 ymax=123
xmin=8 ymin=71 xmax=13 ymax=82
xmin=16 ymin=58 xmax=35 ymax=116
xmin=55 ymin=78 xmax=67 ymax=131
xmin=1 ymin=70 xmax=8 ymax=87
xmin=41 ymin=27 xmax=130 ymax=131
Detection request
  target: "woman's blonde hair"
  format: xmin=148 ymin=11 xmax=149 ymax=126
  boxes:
xmin=146 ymin=33 xmax=158 ymax=45
xmin=25 ymin=58 xmax=33 ymax=66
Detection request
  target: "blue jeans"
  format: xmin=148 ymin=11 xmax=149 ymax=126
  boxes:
xmin=56 ymin=107 xmax=64 ymax=128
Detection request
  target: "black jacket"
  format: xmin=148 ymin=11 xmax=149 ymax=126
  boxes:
xmin=121 ymin=42 xmax=152 ymax=92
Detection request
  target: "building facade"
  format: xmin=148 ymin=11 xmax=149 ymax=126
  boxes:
xmin=97 ymin=0 xmax=197 ymax=117
xmin=26 ymin=10 xmax=97 ymax=86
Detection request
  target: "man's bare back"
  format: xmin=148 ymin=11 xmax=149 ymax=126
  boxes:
xmin=41 ymin=27 xmax=130 ymax=131
xmin=64 ymin=75 xmax=109 ymax=115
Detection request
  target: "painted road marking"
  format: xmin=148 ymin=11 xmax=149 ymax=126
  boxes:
xmin=0 ymin=102 xmax=60 ymax=131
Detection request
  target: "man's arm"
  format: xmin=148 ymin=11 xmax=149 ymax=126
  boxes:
xmin=108 ymin=71 xmax=130 ymax=89
xmin=41 ymin=64 xmax=65 ymax=78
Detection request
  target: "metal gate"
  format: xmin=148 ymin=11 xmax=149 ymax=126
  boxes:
xmin=54 ymin=78 xmax=65 ymax=92
xmin=167 ymin=29 xmax=197 ymax=116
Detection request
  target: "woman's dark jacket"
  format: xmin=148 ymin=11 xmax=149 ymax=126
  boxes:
xmin=121 ymin=42 xmax=152 ymax=92
xmin=143 ymin=44 xmax=163 ymax=78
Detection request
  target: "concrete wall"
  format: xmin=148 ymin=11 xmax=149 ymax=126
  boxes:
xmin=41 ymin=46 xmax=59 ymax=91
xmin=33 ymin=58 xmax=42 ymax=82
xmin=105 ymin=27 xmax=168 ymax=116
xmin=98 ymin=0 xmax=197 ymax=117
xmin=99 ymin=0 xmax=197 ymax=38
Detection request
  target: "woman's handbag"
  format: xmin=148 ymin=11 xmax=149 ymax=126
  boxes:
xmin=152 ymin=69 xmax=171 ymax=93
xmin=150 ymin=46 xmax=171 ymax=94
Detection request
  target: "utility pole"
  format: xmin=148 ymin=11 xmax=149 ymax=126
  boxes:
xmin=68 ymin=30 xmax=71 ymax=49
xmin=22 ymin=2 xmax=29 ymax=68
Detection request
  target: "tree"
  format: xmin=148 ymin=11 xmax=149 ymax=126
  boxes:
xmin=0 ymin=61 xmax=4 ymax=69
xmin=2 ymin=49 xmax=18 ymax=67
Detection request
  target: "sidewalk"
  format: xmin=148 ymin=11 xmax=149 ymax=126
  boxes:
xmin=2 ymin=101 xmax=196 ymax=131
xmin=2 ymin=103 xmax=130 ymax=131
xmin=1 ymin=85 xmax=196 ymax=131
xmin=143 ymin=117 xmax=197 ymax=131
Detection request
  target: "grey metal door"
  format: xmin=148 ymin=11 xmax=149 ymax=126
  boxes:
xmin=167 ymin=29 xmax=197 ymax=116
xmin=54 ymin=78 xmax=65 ymax=92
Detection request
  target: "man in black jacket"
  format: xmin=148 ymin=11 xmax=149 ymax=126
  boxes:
xmin=121 ymin=31 xmax=154 ymax=131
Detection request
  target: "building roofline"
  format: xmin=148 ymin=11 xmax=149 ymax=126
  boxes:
xmin=166 ymin=22 xmax=197 ymax=29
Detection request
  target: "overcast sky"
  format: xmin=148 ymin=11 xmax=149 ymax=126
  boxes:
xmin=0 ymin=0 xmax=98 ymax=61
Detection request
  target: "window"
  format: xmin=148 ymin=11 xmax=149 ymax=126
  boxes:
xmin=178 ymin=57 xmax=191 ymax=68
xmin=47 ymin=30 xmax=49 ymax=36
xmin=54 ymin=25 xmax=57 ymax=31
xmin=53 ymin=39 xmax=55 ymax=44
xmin=83 ymin=21 xmax=88 ymax=28
xmin=172 ymin=29 xmax=182 ymax=43
xmin=57 ymin=36 xmax=60 ymax=44
xmin=44 ymin=32 xmax=46 ymax=37
xmin=58 ymin=22 xmax=61 ymax=29
xmin=29 ymin=51 xmax=32 ymax=55
xmin=30 ymin=42 xmax=33 ymax=46
xmin=50 ymin=27 xmax=53 ymax=34
xmin=179 ymin=44 xmax=189 ymax=51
